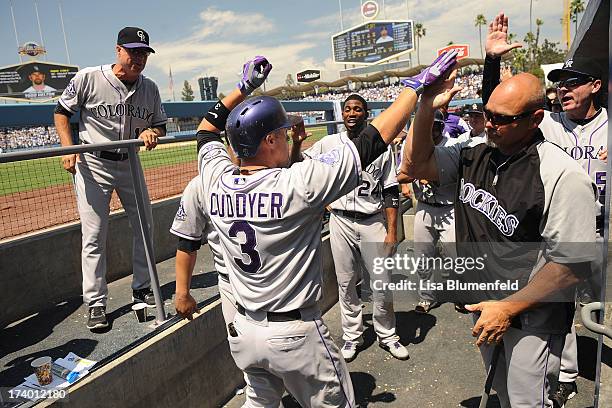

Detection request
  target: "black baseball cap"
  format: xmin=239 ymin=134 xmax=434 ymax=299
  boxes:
xmin=547 ymin=57 xmax=602 ymax=82
xmin=117 ymin=27 xmax=155 ymax=53
xmin=27 ymin=65 xmax=44 ymax=75
xmin=463 ymin=102 xmax=483 ymax=114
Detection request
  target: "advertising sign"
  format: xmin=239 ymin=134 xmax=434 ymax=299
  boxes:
xmin=0 ymin=61 xmax=79 ymax=102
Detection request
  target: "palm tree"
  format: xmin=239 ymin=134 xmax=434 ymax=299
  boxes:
xmin=474 ymin=14 xmax=487 ymax=59
xmin=534 ymin=19 xmax=543 ymax=65
xmin=569 ymin=0 xmax=585 ymax=39
xmin=414 ymin=23 xmax=426 ymax=65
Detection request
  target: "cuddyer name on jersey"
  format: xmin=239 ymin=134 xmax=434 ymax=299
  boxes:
xmin=209 ymin=192 xmax=283 ymax=219
xmin=88 ymin=103 xmax=155 ymax=121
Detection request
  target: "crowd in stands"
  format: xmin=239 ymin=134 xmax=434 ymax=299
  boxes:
xmin=295 ymin=70 xmax=483 ymax=102
xmin=0 ymin=126 xmax=60 ymax=152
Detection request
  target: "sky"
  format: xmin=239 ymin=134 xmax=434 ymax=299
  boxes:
xmin=0 ymin=0 xmax=586 ymax=101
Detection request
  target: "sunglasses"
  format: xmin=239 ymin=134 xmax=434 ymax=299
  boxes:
xmin=483 ymin=109 xmax=535 ymax=126
xmin=555 ymin=77 xmax=593 ymax=89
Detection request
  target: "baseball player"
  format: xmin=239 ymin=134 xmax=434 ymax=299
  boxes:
xmin=23 ymin=65 xmax=56 ymax=99
xmin=194 ymin=53 xmax=457 ymax=407
xmin=397 ymin=110 xmax=464 ymax=313
xmin=403 ymin=66 xmax=597 ymax=407
xmin=482 ymin=14 xmax=607 ymax=406
xmin=440 ymin=103 xmax=469 ymax=138
xmin=457 ymin=103 xmax=486 ymax=142
xmin=54 ymin=27 xmax=166 ymax=330
xmin=294 ymin=93 xmax=408 ymax=363
xmin=171 ymin=175 xmax=237 ymax=326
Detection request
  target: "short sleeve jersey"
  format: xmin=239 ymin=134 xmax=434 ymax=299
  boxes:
xmin=198 ymin=135 xmax=362 ymax=312
xmin=170 ymin=176 xmax=227 ymax=276
xmin=304 ymin=132 xmax=397 ymax=214
xmin=58 ymin=65 xmax=167 ymax=151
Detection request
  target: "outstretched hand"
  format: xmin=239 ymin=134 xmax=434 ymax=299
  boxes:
xmin=238 ymin=56 xmax=273 ymax=95
xmin=401 ymin=50 xmax=458 ymax=95
xmin=486 ymin=12 xmax=522 ymax=58
xmin=290 ymin=118 xmax=310 ymax=145
xmin=422 ymin=68 xmax=463 ymax=109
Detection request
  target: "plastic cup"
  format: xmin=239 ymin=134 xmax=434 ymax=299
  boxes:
xmin=132 ymin=303 xmax=148 ymax=322
xmin=31 ymin=356 xmax=53 ymax=386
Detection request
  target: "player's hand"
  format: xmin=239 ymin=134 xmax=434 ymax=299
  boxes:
xmin=465 ymin=301 xmax=515 ymax=346
xmin=599 ymin=148 xmax=607 ymax=163
xmin=61 ymin=154 xmax=77 ymax=174
xmin=139 ymin=128 xmax=159 ymax=150
xmin=290 ymin=118 xmax=309 ymax=145
xmin=500 ymin=66 xmax=513 ymax=82
xmin=422 ymin=68 xmax=463 ymax=110
xmin=238 ymin=56 xmax=272 ymax=96
xmin=401 ymin=50 xmax=458 ymax=95
xmin=383 ymin=232 xmax=398 ymax=257
xmin=485 ymin=12 xmax=522 ymax=58
xmin=175 ymin=292 xmax=199 ymax=320
xmin=400 ymin=183 xmax=413 ymax=199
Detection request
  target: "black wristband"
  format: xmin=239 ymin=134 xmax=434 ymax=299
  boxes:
xmin=54 ymin=103 xmax=73 ymax=117
xmin=196 ymin=130 xmax=224 ymax=153
xmin=205 ymin=100 xmax=231 ymax=131
xmin=177 ymin=237 xmax=201 ymax=252
xmin=382 ymin=186 xmax=400 ymax=208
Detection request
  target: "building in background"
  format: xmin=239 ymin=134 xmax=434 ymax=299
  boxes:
xmin=198 ymin=77 xmax=218 ymax=101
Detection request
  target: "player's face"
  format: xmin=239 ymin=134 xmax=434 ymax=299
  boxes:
xmin=269 ymin=128 xmax=291 ymax=168
xmin=29 ymin=72 xmax=45 ymax=85
xmin=556 ymin=72 xmax=600 ymax=115
xmin=467 ymin=112 xmax=485 ymax=134
xmin=117 ymin=46 xmax=150 ymax=75
xmin=342 ymin=100 xmax=367 ymax=131
xmin=484 ymin=102 xmax=539 ymax=154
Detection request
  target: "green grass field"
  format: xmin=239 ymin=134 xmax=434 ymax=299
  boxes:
xmin=0 ymin=126 xmax=331 ymax=196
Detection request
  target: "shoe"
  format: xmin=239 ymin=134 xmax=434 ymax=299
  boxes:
xmin=132 ymin=287 xmax=156 ymax=307
xmin=552 ymin=381 xmax=577 ymax=408
xmin=379 ymin=341 xmax=409 ymax=360
xmin=415 ymin=299 xmax=439 ymax=314
xmin=87 ymin=306 xmax=109 ymax=329
xmin=341 ymin=338 xmax=364 ymax=362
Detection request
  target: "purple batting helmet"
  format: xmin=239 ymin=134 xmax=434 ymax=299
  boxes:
xmin=226 ymin=96 xmax=301 ymax=158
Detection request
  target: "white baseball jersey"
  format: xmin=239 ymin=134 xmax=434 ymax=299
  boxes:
xmin=169 ymin=176 xmax=227 ymax=276
xmin=198 ymin=136 xmax=361 ymax=312
xmin=304 ymin=132 xmax=396 ymax=214
xmin=540 ymin=108 xmax=607 ymax=208
xmin=408 ymin=135 xmax=463 ymax=205
xmin=58 ymin=64 xmax=167 ymax=151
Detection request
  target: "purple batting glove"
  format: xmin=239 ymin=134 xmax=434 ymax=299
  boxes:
xmin=401 ymin=50 xmax=458 ymax=95
xmin=237 ymin=56 xmax=273 ymax=95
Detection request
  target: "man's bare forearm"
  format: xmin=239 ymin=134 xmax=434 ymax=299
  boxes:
xmin=370 ymin=89 xmax=418 ymax=144
xmin=385 ymin=206 xmax=398 ymax=237
xmin=175 ymin=249 xmax=197 ymax=296
xmin=502 ymin=261 xmax=587 ymax=316
xmin=54 ymin=113 xmax=74 ymax=147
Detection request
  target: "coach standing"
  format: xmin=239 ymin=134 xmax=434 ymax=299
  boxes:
xmin=54 ymin=27 xmax=167 ymax=330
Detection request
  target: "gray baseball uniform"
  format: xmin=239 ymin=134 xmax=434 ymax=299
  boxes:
xmin=170 ymin=176 xmax=237 ymax=325
xmin=408 ymin=135 xmax=463 ymax=302
xmin=539 ymin=108 xmax=608 ymax=384
xmin=59 ymin=64 xmax=167 ymax=308
xmin=198 ymin=135 xmax=360 ymax=407
xmin=304 ymin=132 xmax=399 ymax=345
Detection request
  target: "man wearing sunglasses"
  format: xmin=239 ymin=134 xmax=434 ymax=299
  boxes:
xmin=401 ymin=60 xmax=597 ymax=407
xmin=482 ymin=13 xmax=607 ymax=407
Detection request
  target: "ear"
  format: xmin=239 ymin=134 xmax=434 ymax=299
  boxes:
xmin=592 ymin=79 xmax=602 ymax=94
xmin=531 ymin=109 xmax=544 ymax=127
xmin=364 ymin=109 xmax=369 ymax=119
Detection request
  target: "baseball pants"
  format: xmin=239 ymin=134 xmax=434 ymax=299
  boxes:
xmin=329 ymin=211 xmax=398 ymax=344
xmin=218 ymin=272 xmax=238 ymax=327
xmin=412 ymin=202 xmax=455 ymax=302
xmin=75 ymin=153 xmax=153 ymax=307
xmin=476 ymin=317 xmax=564 ymax=408
xmin=228 ymin=306 xmax=355 ymax=408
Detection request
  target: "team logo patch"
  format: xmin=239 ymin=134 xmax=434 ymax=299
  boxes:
xmin=175 ymin=201 xmax=187 ymax=221
xmin=563 ymin=59 xmax=573 ymax=68
xmin=314 ymin=148 xmax=341 ymax=165
xmin=63 ymin=79 xmax=77 ymax=98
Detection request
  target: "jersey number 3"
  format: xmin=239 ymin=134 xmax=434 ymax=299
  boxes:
xmin=229 ymin=221 xmax=262 ymax=273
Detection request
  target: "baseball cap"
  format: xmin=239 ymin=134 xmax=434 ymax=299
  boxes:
xmin=547 ymin=57 xmax=602 ymax=82
xmin=463 ymin=103 xmax=483 ymax=114
xmin=27 ymin=65 xmax=43 ymax=75
xmin=117 ymin=27 xmax=155 ymax=53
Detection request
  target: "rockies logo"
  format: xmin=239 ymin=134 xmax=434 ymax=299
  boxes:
xmin=137 ymin=30 xmax=146 ymax=42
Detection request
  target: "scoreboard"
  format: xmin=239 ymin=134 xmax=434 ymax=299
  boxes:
xmin=332 ymin=20 xmax=414 ymax=65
